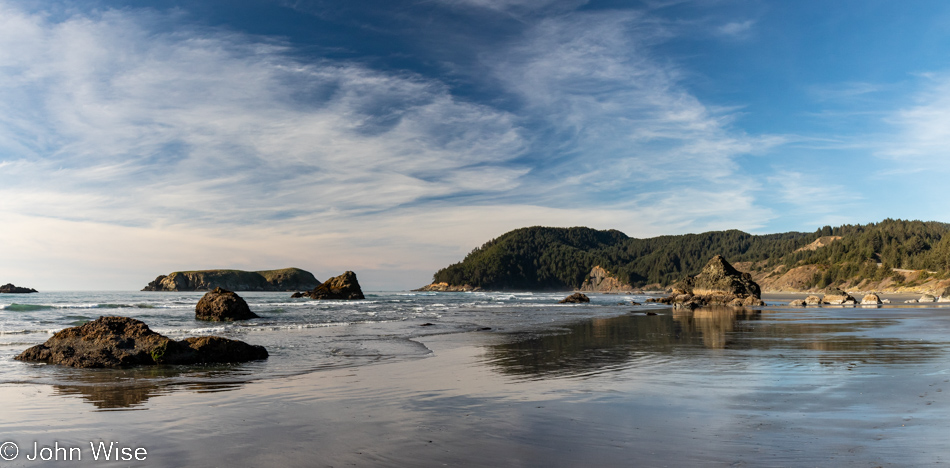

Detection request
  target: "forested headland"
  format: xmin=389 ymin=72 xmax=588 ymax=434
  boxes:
xmin=426 ymin=219 xmax=950 ymax=292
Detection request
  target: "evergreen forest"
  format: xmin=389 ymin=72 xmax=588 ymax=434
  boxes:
xmin=430 ymin=219 xmax=950 ymax=290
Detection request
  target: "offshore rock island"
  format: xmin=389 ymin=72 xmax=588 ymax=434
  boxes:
xmin=0 ymin=283 xmax=38 ymax=293
xmin=421 ymin=219 xmax=950 ymax=294
xmin=142 ymin=268 xmax=319 ymax=291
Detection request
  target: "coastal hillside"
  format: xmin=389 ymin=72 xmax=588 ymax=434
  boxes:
xmin=142 ymin=268 xmax=319 ymax=291
xmin=425 ymin=219 xmax=950 ymax=292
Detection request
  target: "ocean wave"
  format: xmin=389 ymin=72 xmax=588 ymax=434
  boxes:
xmin=0 ymin=329 xmax=45 ymax=335
xmin=96 ymin=303 xmax=160 ymax=309
xmin=1 ymin=304 xmax=54 ymax=312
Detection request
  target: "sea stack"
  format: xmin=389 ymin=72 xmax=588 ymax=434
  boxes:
xmin=302 ymin=271 xmax=365 ymax=300
xmin=195 ymin=288 xmax=259 ymax=321
xmin=648 ymin=255 xmax=765 ymax=308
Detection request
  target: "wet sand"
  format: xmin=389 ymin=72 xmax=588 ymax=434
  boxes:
xmin=3 ymin=305 xmax=950 ymax=467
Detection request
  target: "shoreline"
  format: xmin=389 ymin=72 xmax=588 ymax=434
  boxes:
xmin=4 ymin=303 xmax=950 ymax=466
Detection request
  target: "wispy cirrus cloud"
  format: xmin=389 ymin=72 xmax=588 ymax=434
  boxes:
xmin=0 ymin=2 xmax=528 ymax=230
xmin=487 ymin=10 xmax=783 ymax=216
xmin=716 ymin=19 xmax=755 ymax=38
xmin=878 ymin=72 xmax=950 ymax=168
xmin=0 ymin=1 xmax=790 ymax=289
xmin=433 ymin=0 xmax=588 ymax=14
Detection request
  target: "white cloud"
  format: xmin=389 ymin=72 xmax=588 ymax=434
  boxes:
xmin=766 ymin=171 xmax=862 ymax=212
xmin=879 ymin=73 xmax=950 ymax=166
xmin=488 ymin=11 xmax=782 ymax=207
xmin=717 ymin=20 xmax=754 ymax=38
xmin=434 ymin=0 xmax=588 ymax=14
xmin=0 ymin=2 xmax=530 ymax=230
xmin=0 ymin=2 xmax=789 ymax=289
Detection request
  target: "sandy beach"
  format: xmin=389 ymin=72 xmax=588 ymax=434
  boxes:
xmin=3 ymin=298 xmax=950 ymax=467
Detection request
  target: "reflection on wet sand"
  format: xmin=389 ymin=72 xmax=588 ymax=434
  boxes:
xmin=673 ymin=306 xmax=760 ymax=349
xmin=486 ymin=306 xmax=942 ymax=378
xmin=484 ymin=314 xmax=676 ymax=379
xmin=50 ymin=366 xmax=250 ymax=410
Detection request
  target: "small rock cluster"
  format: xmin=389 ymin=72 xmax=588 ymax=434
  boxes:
xmin=785 ymin=291 xmax=950 ymax=306
xmin=904 ymin=292 xmax=950 ymax=303
xmin=787 ymin=289 xmax=868 ymax=306
xmin=413 ymin=282 xmax=481 ymax=292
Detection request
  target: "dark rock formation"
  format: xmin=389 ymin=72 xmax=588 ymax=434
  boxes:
xmin=0 ymin=283 xmax=37 ymax=294
xmin=304 ymin=271 xmax=365 ymax=300
xmin=647 ymin=256 xmax=764 ymax=308
xmin=14 ymin=316 xmax=267 ymax=368
xmin=579 ymin=266 xmax=634 ymax=292
xmin=142 ymin=268 xmax=319 ymax=291
xmin=195 ymin=288 xmax=259 ymax=321
xmin=559 ymin=293 xmax=590 ymax=303
xmin=413 ymin=282 xmax=481 ymax=292
xmin=179 ymin=336 xmax=269 ymax=363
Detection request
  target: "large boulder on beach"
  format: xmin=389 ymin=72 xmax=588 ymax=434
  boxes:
xmin=861 ymin=293 xmax=882 ymax=305
xmin=560 ymin=293 xmax=590 ymax=304
xmin=14 ymin=316 xmax=267 ymax=368
xmin=822 ymin=287 xmax=856 ymax=305
xmin=0 ymin=283 xmax=37 ymax=294
xmin=919 ymin=294 xmax=936 ymax=303
xmin=305 ymin=271 xmax=365 ymax=300
xmin=805 ymin=295 xmax=822 ymax=305
xmin=195 ymin=288 xmax=259 ymax=321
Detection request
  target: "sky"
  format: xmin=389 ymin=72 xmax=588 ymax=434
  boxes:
xmin=3 ymin=0 xmax=950 ymax=290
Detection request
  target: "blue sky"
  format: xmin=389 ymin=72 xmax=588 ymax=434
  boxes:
xmin=2 ymin=0 xmax=950 ymax=290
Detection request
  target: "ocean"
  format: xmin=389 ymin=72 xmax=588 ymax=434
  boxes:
xmin=0 ymin=290 xmax=651 ymax=395
xmin=3 ymin=291 xmax=950 ymax=466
